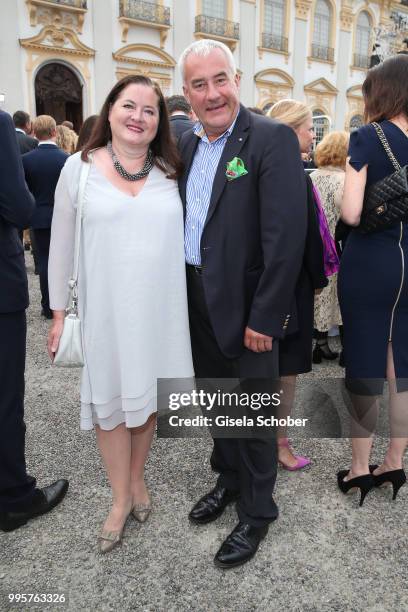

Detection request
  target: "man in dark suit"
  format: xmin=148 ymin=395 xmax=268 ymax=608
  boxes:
xmin=0 ymin=110 xmax=68 ymax=532
xmin=178 ymin=40 xmax=307 ymax=568
xmin=13 ymin=111 xmax=38 ymax=253
xmin=166 ymin=95 xmax=195 ymax=141
xmin=22 ymin=115 xmax=69 ymax=319
xmin=13 ymin=110 xmax=38 ymax=154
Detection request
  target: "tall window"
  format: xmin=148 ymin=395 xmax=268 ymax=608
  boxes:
xmin=313 ymin=109 xmax=329 ymax=145
xmin=263 ymin=0 xmax=287 ymax=51
xmin=312 ymin=0 xmax=332 ymax=60
xmin=355 ymin=11 xmax=371 ymax=68
xmin=264 ymin=0 xmax=285 ymax=37
xmin=202 ymin=0 xmax=226 ymax=19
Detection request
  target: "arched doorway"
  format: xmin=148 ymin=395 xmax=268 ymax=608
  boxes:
xmin=35 ymin=63 xmax=83 ymax=132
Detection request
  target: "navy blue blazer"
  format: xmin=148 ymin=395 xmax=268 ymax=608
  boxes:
xmin=0 ymin=111 xmax=35 ymax=313
xmin=15 ymin=130 xmax=38 ymax=155
xmin=179 ymin=105 xmax=307 ymax=358
xmin=169 ymin=115 xmax=195 ymax=141
xmin=22 ymin=144 xmax=68 ymax=229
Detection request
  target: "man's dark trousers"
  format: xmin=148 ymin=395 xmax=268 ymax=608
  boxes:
xmin=187 ymin=265 xmax=279 ymax=527
xmin=179 ymin=106 xmax=307 ymax=530
xmin=0 ymin=311 xmax=36 ymax=511
xmin=33 ymin=228 xmax=51 ymax=315
xmin=0 ymin=110 xmax=37 ymax=513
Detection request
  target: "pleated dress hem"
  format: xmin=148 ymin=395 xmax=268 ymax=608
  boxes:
xmin=80 ymin=393 xmax=157 ymax=431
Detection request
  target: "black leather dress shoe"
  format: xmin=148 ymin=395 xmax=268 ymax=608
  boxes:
xmin=188 ymin=486 xmax=239 ymax=525
xmin=214 ymin=522 xmax=269 ymax=569
xmin=0 ymin=479 xmax=69 ymax=532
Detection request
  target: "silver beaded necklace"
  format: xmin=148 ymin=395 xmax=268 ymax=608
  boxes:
xmin=107 ymin=140 xmax=154 ymax=181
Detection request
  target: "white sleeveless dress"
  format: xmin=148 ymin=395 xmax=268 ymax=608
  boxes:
xmin=49 ymin=152 xmax=194 ymax=430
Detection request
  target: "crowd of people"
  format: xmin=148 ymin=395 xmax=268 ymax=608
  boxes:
xmin=1 ymin=39 xmax=407 ymax=569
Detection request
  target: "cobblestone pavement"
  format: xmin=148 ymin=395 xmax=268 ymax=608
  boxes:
xmin=1 ymin=255 xmax=407 ymax=612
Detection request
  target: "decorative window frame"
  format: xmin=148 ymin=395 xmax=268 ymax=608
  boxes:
xmin=351 ymin=6 xmax=376 ymax=73
xmin=254 ymin=68 xmax=295 ymax=109
xmin=258 ymin=0 xmax=291 ymax=61
xmin=112 ymin=43 xmax=175 ymax=95
xmin=304 ymin=77 xmax=338 ymax=123
xmin=118 ymin=0 xmax=170 ymax=48
xmin=194 ymin=0 xmax=239 ymax=50
xmin=196 ymin=0 xmax=233 ymax=20
xmin=26 ymin=0 xmax=87 ymax=34
xmin=19 ymin=25 xmax=94 ymax=118
xmin=308 ymin=0 xmax=337 ymax=67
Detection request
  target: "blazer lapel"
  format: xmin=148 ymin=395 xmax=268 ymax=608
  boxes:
xmin=179 ymin=132 xmax=199 ymax=214
xmin=204 ymin=106 xmax=250 ymax=229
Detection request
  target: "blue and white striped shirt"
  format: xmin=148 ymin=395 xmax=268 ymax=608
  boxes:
xmin=185 ymin=115 xmax=238 ymax=265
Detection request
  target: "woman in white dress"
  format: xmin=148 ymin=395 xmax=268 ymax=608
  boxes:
xmin=47 ymin=76 xmax=194 ymax=553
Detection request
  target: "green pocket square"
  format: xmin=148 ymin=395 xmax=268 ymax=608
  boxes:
xmin=225 ymin=157 xmax=248 ymax=181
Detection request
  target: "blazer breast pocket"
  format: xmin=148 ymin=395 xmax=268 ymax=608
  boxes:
xmin=226 ymin=174 xmax=249 ymax=188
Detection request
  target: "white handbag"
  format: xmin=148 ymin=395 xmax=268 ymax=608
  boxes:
xmin=53 ymin=160 xmax=91 ymax=367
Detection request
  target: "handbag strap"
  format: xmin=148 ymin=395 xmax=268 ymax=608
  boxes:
xmin=372 ymin=122 xmax=401 ymax=171
xmin=68 ymin=158 xmax=91 ymax=312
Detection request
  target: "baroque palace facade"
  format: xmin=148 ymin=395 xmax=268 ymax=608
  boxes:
xmin=1 ymin=0 xmax=408 ymax=135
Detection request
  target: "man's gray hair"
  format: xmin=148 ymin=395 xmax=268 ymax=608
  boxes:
xmin=178 ymin=39 xmax=236 ymax=82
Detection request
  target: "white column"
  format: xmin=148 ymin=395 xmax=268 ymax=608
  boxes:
xmin=172 ymin=1 xmax=196 ymax=94
xmin=92 ymin=0 xmax=115 ymax=112
xmin=335 ymin=29 xmax=352 ymax=130
xmin=292 ymin=2 xmax=312 ymax=101
xmin=238 ymin=0 xmax=256 ymax=106
xmin=1 ymin=0 xmax=26 ymax=115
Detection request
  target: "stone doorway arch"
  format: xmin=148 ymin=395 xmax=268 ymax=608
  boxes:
xmin=35 ymin=62 xmax=83 ymax=132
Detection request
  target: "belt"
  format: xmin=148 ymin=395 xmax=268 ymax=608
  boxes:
xmin=186 ymin=264 xmax=203 ymax=275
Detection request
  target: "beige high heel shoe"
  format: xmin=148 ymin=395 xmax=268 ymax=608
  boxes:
xmin=132 ymin=501 xmax=152 ymax=523
xmin=98 ymin=509 xmax=131 ymax=553
xmin=98 ymin=527 xmax=124 ymax=554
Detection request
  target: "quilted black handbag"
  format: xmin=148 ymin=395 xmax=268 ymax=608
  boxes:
xmin=358 ymin=122 xmax=408 ymax=234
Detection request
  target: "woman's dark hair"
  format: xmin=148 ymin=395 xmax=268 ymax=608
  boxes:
xmin=363 ymin=54 xmax=408 ymax=123
xmin=81 ymin=75 xmax=182 ymax=178
xmin=75 ymin=115 xmax=99 ymax=152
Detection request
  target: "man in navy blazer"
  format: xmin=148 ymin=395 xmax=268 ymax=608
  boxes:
xmin=167 ymin=95 xmax=195 ymax=141
xmin=13 ymin=111 xmax=38 ymax=252
xmin=178 ymin=40 xmax=307 ymax=568
xmin=22 ymin=115 xmax=69 ymax=318
xmin=0 ymin=110 xmax=68 ymax=532
xmin=13 ymin=110 xmax=38 ymax=155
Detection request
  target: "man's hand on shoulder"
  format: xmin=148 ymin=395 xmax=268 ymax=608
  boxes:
xmin=244 ymin=327 xmax=273 ymax=353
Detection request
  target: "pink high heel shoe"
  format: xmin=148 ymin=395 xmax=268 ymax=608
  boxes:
xmin=278 ymin=438 xmax=311 ymax=471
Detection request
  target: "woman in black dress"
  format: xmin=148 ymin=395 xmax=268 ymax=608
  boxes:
xmin=338 ymin=55 xmax=408 ymax=504
xmin=268 ymin=100 xmax=328 ymax=469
